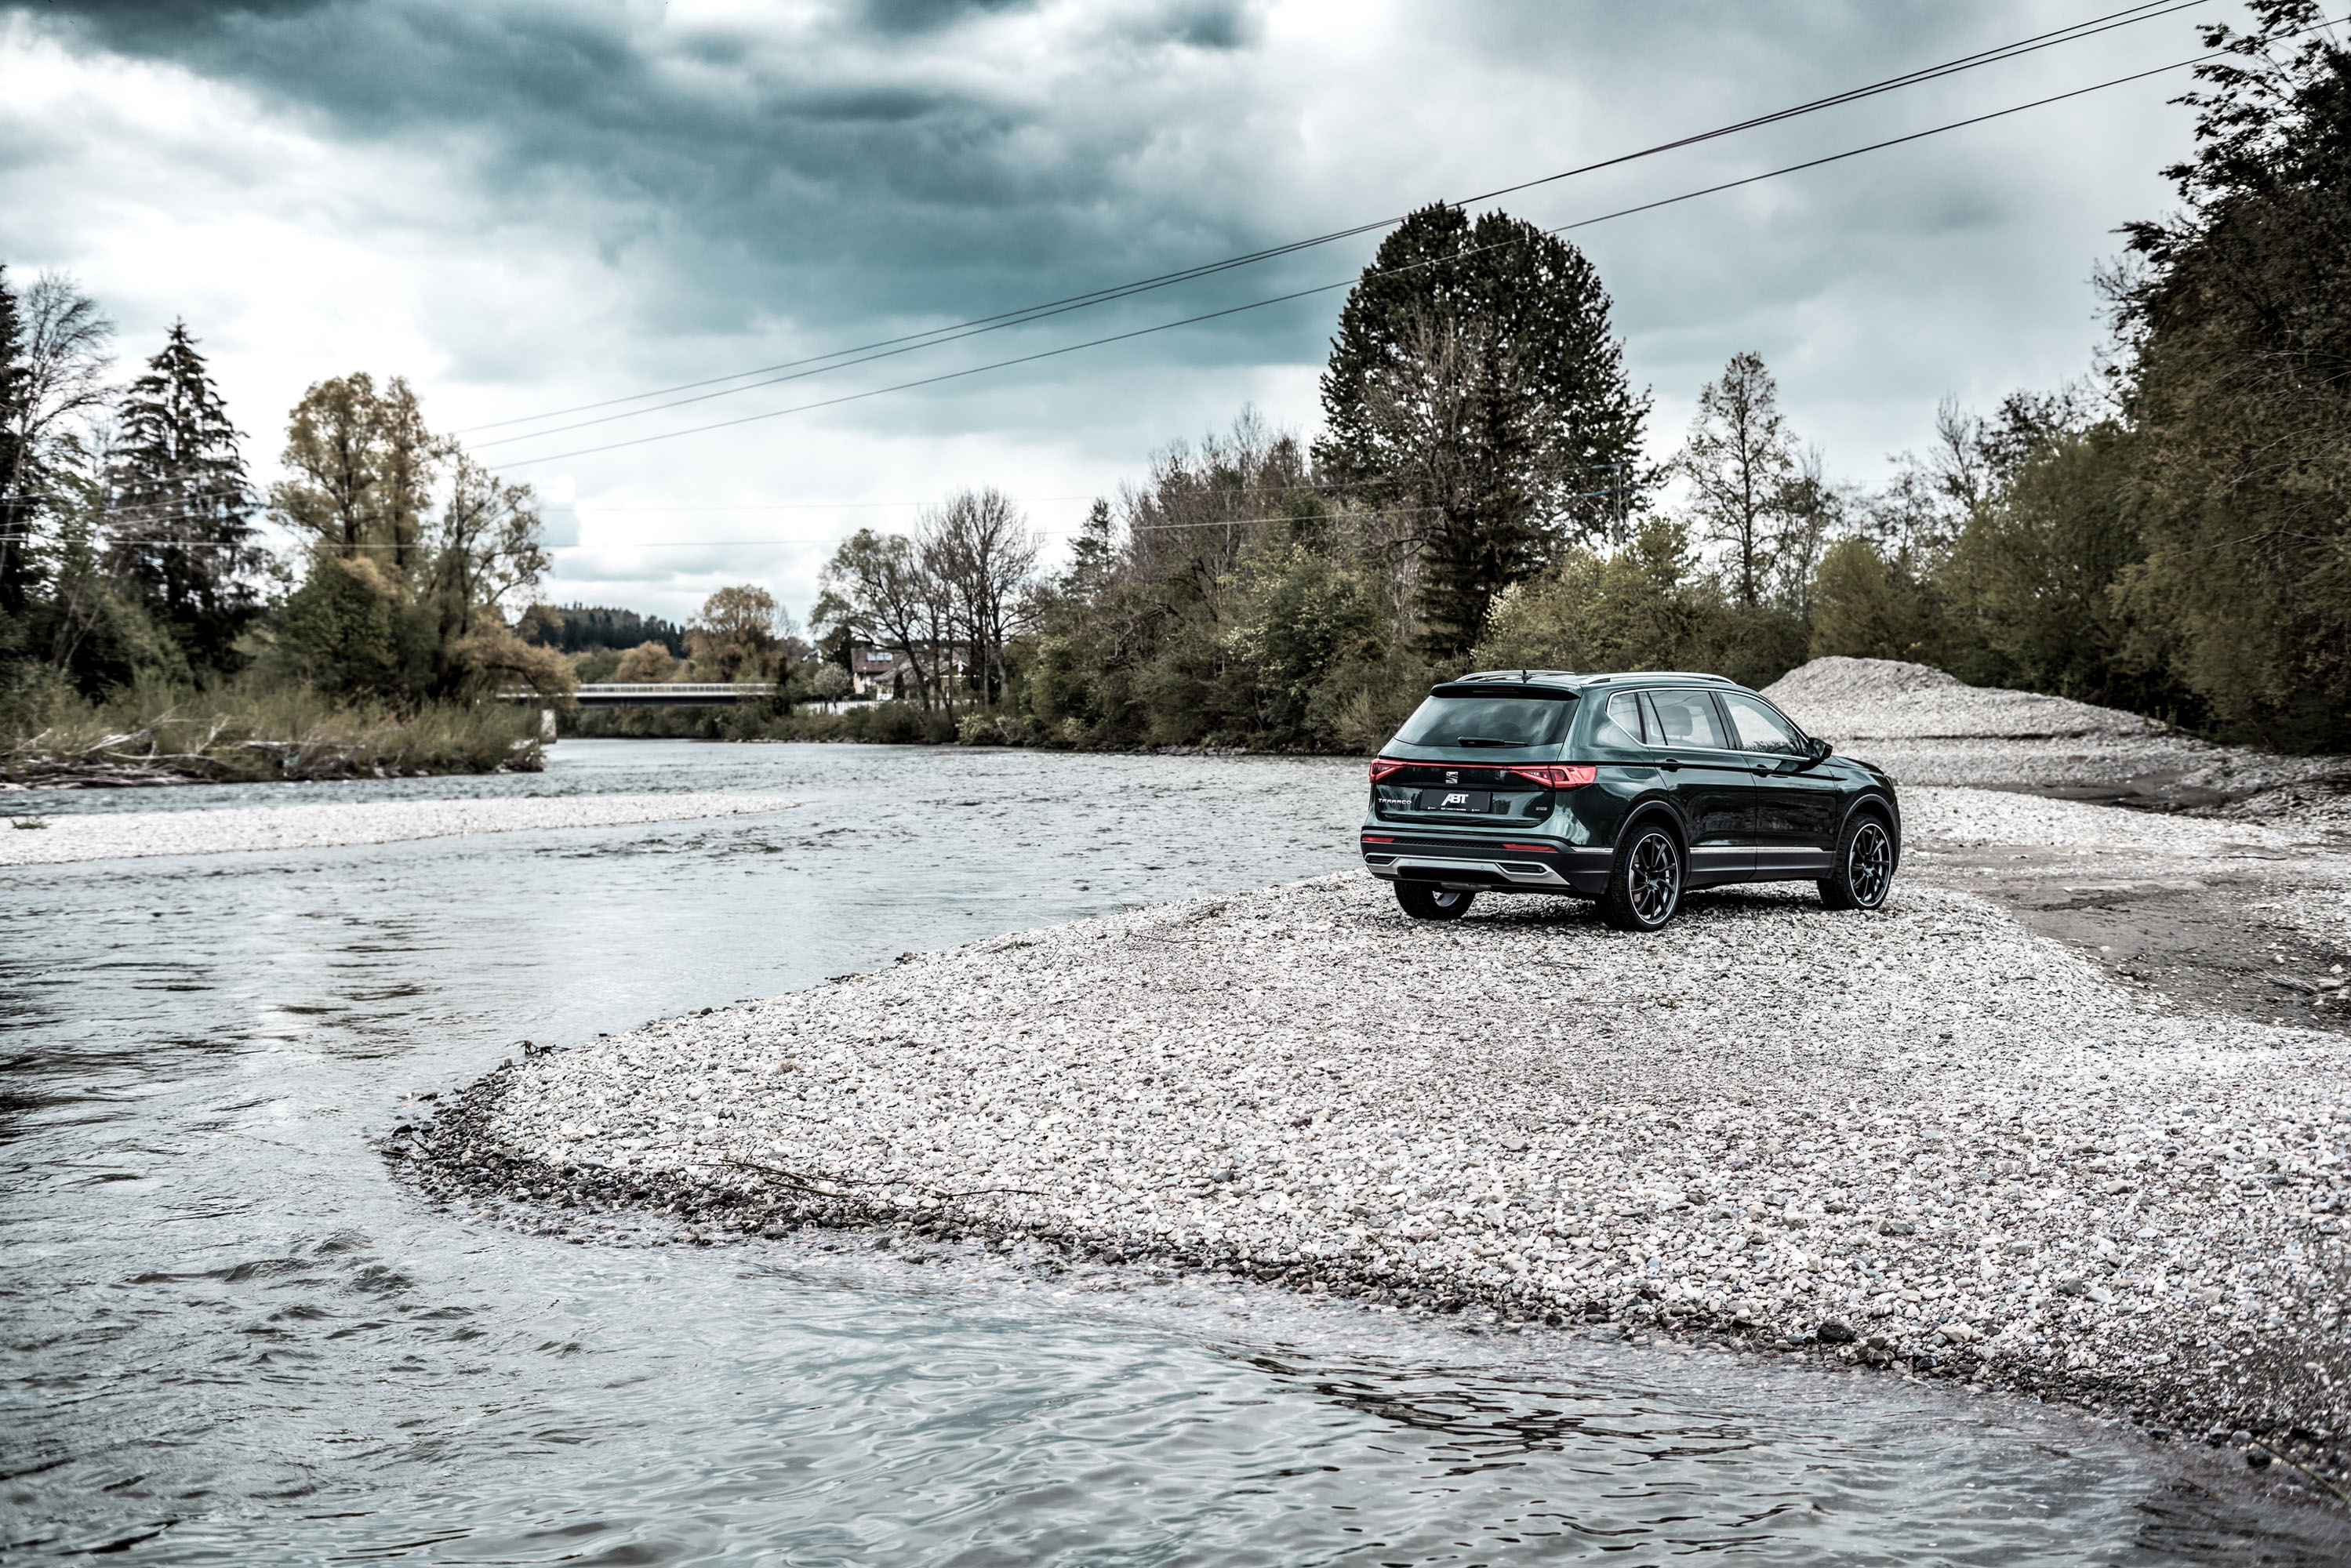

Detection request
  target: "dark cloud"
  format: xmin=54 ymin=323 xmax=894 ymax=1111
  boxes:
xmin=26 ymin=0 xmax=1292 ymax=339
xmin=5 ymin=0 xmax=2208 ymax=561
xmin=858 ymin=0 xmax=1036 ymax=37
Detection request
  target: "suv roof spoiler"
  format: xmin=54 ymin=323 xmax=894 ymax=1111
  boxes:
xmin=1451 ymin=670 xmax=1735 ymax=686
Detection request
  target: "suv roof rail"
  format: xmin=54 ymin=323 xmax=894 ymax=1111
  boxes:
xmin=1443 ymin=668 xmax=1736 ymax=686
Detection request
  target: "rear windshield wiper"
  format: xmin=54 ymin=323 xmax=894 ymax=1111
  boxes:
xmin=1455 ymin=735 xmax=1528 ymax=748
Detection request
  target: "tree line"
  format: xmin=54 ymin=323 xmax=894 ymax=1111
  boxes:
xmin=8 ymin=1 xmax=2346 ymax=762
xmin=0 ymin=296 xmax=576 ymax=732
xmin=931 ymin=2 xmax=2349 ymax=754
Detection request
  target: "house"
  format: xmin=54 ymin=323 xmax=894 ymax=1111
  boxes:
xmin=848 ymin=642 xmax=971 ymax=700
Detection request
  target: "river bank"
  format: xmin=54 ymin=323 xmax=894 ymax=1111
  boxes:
xmin=404 ymin=845 xmax=2351 ymax=1497
xmin=0 ymin=790 xmax=797 ymax=865
xmin=2 ymin=683 xmax=552 ymax=790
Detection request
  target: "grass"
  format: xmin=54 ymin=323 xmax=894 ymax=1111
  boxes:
xmin=1 ymin=676 xmax=545 ymax=785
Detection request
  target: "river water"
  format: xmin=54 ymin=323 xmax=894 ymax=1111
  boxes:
xmin=0 ymin=741 xmax=2331 ymax=1563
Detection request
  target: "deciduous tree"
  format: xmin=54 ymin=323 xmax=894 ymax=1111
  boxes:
xmin=920 ymin=486 xmax=1039 ymax=706
xmin=687 ymin=583 xmax=789 ymax=682
xmin=2111 ymin=0 xmax=2351 ymax=748
xmin=1676 ymin=351 xmax=1800 ymax=609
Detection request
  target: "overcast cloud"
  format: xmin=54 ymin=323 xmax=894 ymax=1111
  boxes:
xmin=2 ymin=0 xmax=2231 ymax=622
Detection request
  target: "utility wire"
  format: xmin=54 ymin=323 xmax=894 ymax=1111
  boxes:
xmin=489 ymin=44 xmax=2231 ymax=473
xmin=455 ymin=0 xmax=2209 ymax=445
xmin=0 ymin=458 xmax=1633 ymax=523
xmin=12 ymin=7 xmax=2280 ymax=535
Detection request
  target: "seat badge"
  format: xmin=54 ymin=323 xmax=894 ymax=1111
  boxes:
xmin=1445 ymin=771 xmax=1459 ymax=784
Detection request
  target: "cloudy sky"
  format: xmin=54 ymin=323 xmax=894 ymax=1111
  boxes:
xmin=2 ymin=0 xmax=2233 ymax=624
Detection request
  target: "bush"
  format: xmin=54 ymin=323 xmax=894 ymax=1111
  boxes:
xmin=954 ymin=711 xmax=1030 ymax=746
xmin=1 ymin=675 xmax=542 ymax=783
xmin=1808 ymin=539 xmax=1943 ymax=665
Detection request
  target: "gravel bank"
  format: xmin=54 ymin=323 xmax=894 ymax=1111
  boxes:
xmin=1766 ymin=656 xmax=2170 ymax=742
xmin=0 ymin=791 xmax=796 ymax=866
xmin=405 ymin=859 xmax=2351 ymax=1476
xmin=1764 ymin=657 xmax=2348 ymax=803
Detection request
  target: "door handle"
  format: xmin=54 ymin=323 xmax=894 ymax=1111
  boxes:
xmin=1753 ymin=765 xmax=1773 ymax=775
xmin=1658 ymin=759 xmax=1681 ymax=771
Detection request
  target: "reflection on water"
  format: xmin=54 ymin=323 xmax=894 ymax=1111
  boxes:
xmin=0 ymin=742 xmax=2335 ymax=1563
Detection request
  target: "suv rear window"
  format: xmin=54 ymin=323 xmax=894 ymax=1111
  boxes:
xmin=1394 ymin=694 xmax=1575 ymax=749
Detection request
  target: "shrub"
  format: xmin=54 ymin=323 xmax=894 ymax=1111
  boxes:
xmin=1 ymin=675 xmax=542 ymax=783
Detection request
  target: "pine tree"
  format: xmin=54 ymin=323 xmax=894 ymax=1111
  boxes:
xmin=107 ymin=321 xmax=268 ymax=670
xmin=0 ymin=267 xmax=35 ymax=638
xmin=1317 ymin=205 xmax=1650 ymax=655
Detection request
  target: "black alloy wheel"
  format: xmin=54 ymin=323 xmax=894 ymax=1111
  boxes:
xmin=1395 ymin=883 xmax=1477 ymax=921
xmin=1820 ymin=814 xmax=1895 ymax=910
xmin=1601 ymin=826 xmax=1683 ymax=932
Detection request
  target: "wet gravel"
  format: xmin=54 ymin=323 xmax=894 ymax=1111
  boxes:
xmin=406 ymin=867 xmax=2351 ymax=1486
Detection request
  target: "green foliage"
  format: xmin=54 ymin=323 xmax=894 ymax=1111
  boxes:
xmin=105 ymin=321 xmax=268 ymax=670
xmin=1470 ymin=519 xmax=1809 ymax=691
xmin=1222 ymin=542 xmax=1385 ymax=742
xmin=686 ymin=583 xmax=789 ymax=681
xmin=523 ymin=602 xmax=687 ymax=656
xmin=1317 ymin=204 xmax=1648 ymax=655
xmin=2106 ymin=0 xmax=2351 ymax=748
xmin=279 ymin=554 xmax=427 ymax=700
xmin=1936 ymin=426 xmax=2193 ymax=714
xmin=1807 ymin=538 xmax=1943 ymax=666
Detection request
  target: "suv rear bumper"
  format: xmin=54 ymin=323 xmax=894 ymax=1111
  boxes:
xmin=1360 ymin=834 xmax=1612 ymax=896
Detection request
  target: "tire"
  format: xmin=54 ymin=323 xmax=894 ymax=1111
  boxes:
xmin=1394 ymin=882 xmax=1477 ymax=921
xmin=1819 ymin=811 xmax=1895 ymax=910
xmin=1601 ymin=822 xmax=1683 ymax=932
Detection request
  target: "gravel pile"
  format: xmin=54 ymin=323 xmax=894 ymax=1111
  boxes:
xmin=0 ymin=791 xmax=796 ymax=867
xmin=1763 ymin=657 xmax=2346 ymax=800
xmin=1764 ymin=658 xmax=2164 ymax=742
xmin=409 ymin=864 xmax=2351 ymax=1461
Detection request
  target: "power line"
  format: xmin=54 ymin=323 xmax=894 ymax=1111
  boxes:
xmin=455 ymin=0 xmax=2210 ymax=448
xmin=0 ymin=456 xmax=1637 ymax=524
xmin=489 ymin=43 xmax=2233 ymax=473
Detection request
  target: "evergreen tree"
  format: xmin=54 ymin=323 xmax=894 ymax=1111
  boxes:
xmin=1317 ymin=204 xmax=1649 ymax=655
xmin=0 ymin=267 xmax=31 ymax=644
xmin=106 ymin=321 xmax=268 ymax=670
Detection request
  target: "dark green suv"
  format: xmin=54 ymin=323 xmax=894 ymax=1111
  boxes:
xmin=1361 ymin=670 xmax=1899 ymax=931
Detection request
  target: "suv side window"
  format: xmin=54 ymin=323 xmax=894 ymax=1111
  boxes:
xmin=1644 ymin=688 xmax=1731 ymax=749
xmin=1593 ymin=690 xmax=1645 ymax=746
xmin=1720 ymin=692 xmax=1808 ymax=756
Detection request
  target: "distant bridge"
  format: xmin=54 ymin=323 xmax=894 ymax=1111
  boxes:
xmin=499 ymin=682 xmax=777 ymax=709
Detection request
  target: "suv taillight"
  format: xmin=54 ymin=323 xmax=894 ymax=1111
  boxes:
xmin=1506 ymin=764 xmax=1597 ymax=789
xmin=1369 ymin=758 xmax=1414 ymax=783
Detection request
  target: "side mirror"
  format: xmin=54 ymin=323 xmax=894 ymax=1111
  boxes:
xmin=1808 ymin=736 xmax=1833 ymax=763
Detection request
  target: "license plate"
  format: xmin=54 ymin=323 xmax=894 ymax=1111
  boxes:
xmin=1416 ymin=789 xmax=1492 ymax=813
